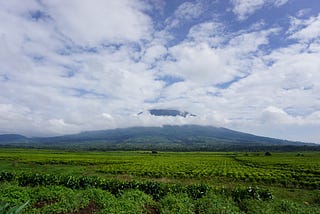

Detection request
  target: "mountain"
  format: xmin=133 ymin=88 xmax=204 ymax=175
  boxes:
xmin=60 ymin=125 xmax=310 ymax=145
xmin=0 ymin=134 xmax=28 ymax=143
xmin=1 ymin=125 xmax=317 ymax=151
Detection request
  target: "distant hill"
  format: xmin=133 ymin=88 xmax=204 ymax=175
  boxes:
xmin=0 ymin=134 xmax=28 ymax=143
xmin=0 ymin=125 xmax=317 ymax=151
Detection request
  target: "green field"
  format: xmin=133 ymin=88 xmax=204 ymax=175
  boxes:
xmin=0 ymin=149 xmax=319 ymax=213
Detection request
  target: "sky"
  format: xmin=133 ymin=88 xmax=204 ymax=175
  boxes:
xmin=0 ymin=0 xmax=320 ymax=143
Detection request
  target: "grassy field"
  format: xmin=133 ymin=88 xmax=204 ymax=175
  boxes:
xmin=0 ymin=148 xmax=319 ymax=213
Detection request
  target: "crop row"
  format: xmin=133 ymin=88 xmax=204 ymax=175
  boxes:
xmin=0 ymin=171 xmax=211 ymax=200
xmin=1 ymin=150 xmax=320 ymax=189
xmin=95 ymin=161 xmax=320 ymax=188
xmin=0 ymin=171 xmax=276 ymax=207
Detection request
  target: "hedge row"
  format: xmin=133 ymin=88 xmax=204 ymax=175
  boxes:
xmin=0 ymin=171 xmax=209 ymax=200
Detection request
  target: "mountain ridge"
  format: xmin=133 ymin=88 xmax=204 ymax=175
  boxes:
xmin=0 ymin=125 xmax=314 ymax=148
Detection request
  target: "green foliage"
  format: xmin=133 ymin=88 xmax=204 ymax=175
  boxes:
xmin=119 ymin=190 xmax=155 ymax=213
xmin=265 ymin=152 xmax=272 ymax=156
xmin=159 ymin=193 xmax=194 ymax=214
xmin=0 ymin=184 xmax=30 ymax=206
xmin=276 ymin=200 xmax=299 ymax=213
xmin=0 ymin=172 xmax=15 ymax=183
xmin=231 ymin=186 xmax=273 ymax=212
xmin=314 ymin=190 xmax=320 ymax=203
xmin=233 ymin=197 xmax=320 ymax=214
xmin=0 ymin=201 xmax=28 ymax=214
xmin=29 ymin=185 xmax=88 ymax=214
xmin=82 ymin=188 xmax=115 ymax=208
xmin=186 ymin=183 xmax=210 ymax=200
xmin=0 ymin=171 xmax=211 ymax=202
xmin=84 ymin=189 xmax=156 ymax=214
xmin=195 ymin=191 xmax=240 ymax=214
xmin=0 ymin=149 xmax=320 ymax=213
xmin=232 ymin=186 xmax=273 ymax=203
xmin=1 ymin=182 xmax=319 ymax=214
xmin=1 ymin=149 xmax=320 ymax=189
xmin=272 ymin=200 xmax=320 ymax=214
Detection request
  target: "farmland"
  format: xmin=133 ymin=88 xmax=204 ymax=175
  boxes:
xmin=0 ymin=148 xmax=320 ymax=213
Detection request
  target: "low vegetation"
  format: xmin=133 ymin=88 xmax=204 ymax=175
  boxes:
xmin=0 ymin=149 xmax=319 ymax=213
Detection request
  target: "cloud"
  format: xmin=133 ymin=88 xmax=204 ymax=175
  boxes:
xmin=142 ymin=44 xmax=167 ymax=64
xmin=260 ymin=106 xmax=320 ymax=126
xmin=288 ymin=13 xmax=320 ymax=43
xmin=165 ymin=1 xmax=204 ymax=29
xmin=230 ymin=0 xmax=289 ymax=20
xmin=44 ymin=0 xmax=153 ymax=46
xmin=187 ymin=22 xmax=225 ymax=46
xmin=260 ymin=106 xmax=299 ymax=124
xmin=162 ymin=43 xmax=230 ymax=85
xmin=174 ymin=1 xmax=203 ymax=20
xmin=159 ymin=27 xmax=276 ymax=88
xmin=219 ymin=22 xmax=320 ymax=141
xmin=0 ymin=0 xmax=320 ymax=143
xmin=0 ymin=0 xmax=162 ymax=136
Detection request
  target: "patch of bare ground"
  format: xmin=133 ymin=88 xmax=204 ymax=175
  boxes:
xmin=144 ymin=204 xmax=159 ymax=214
xmin=71 ymin=201 xmax=99 ymax=214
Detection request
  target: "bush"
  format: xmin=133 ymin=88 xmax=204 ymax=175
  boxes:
xmin=0 ymin=184 xmax=30 ymax=206
xmin=232 ymin=186 xmax=273 ymax=203
xmin=186 ymin=183 xmax=210 ymax=200
xmin=28 ymin=186 xmax=85 ymax=214
xmin=275 ymin=200 xmax=299 ymax=213
xmin=265 ymin=152 xmax=272 ymax=156
xmin=195 ymin=191 xmax=240 ymax=214
xmin=83 ymin=188 xmax=115 ymax=209
xmin=100 ymin=190 xmax=156 ymax=214
xmin=313 ymin=190 xmax=320 ymax=204
xmin=245 ymin=199 xmax=320 ymax=214
xmin=0 ymin=172 xmax=15 ymax=182
xmin=121 ymin=190 xmax=156 ymax=213
xmin=159 ymin=193 xmax=194 ymax=214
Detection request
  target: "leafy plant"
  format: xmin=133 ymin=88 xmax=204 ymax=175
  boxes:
xmin=159 ymin=193 xmax=194 ymax=214
xmin=232 ymin=186 xmax=273 ymax=203
xmin=195 ymin=191 xmax=239 ymax=214
xmin=186 ymin=183 xmax=210 ymax=200
xmin=0 ymin=201 xmax=28 ymax=214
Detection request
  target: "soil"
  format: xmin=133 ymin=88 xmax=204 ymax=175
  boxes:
xmin=71 ymin=201 xmax=99 ymax=214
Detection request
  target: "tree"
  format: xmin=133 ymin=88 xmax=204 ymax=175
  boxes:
xmin=265 ymin=152 xmax=272 ymax=156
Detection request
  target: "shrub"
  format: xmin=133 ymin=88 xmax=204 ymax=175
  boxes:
xmin=100 ymin=190 xmax=156 ymax=214
xmin=159 ymin=193 xmax=194 ymax=214
xmin=275 ymin=200 xmax=299 ymax=213
xmin=28 ymin=186 xmax=84 ymax=214
xmin=0 ymin=172 xmax=15 ymax=182
xmin=265 ymin=152 xmax=272 ymax=156
xmin=120 ymin=190 xmax=155 ymax=213
xmin=232 ymin=186 xmax=273 ymax=203
xmin=0 ymin=184 xmax=30 ymax=206
xmin=195 ymin=191 xmax=240 ymax=214
xmin=83 ymin=188 xmax=115 ymax=209
xmin=186 ymin=183 xmax=210 ymax=200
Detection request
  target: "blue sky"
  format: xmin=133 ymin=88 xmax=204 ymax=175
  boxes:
xmin=0 ymin=0 xmax=320 ymax=143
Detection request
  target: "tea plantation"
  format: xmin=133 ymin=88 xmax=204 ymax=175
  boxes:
xmin=0 ymin=149 xmax=319 ymax=213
